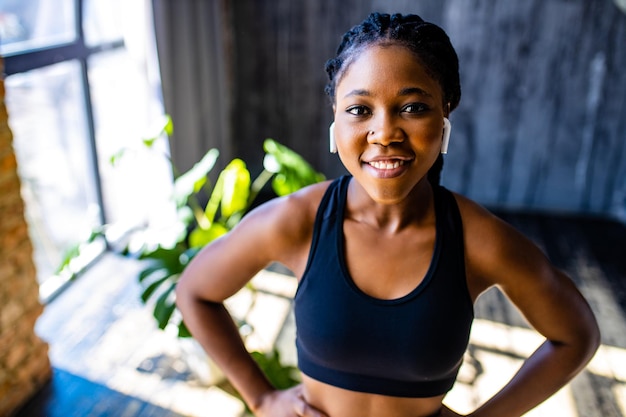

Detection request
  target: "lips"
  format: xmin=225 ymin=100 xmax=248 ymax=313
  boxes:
xmin=363 ymin=157 xmax=413 ymax=178
xmin=367 ymin=160 xmax=407 ymax=170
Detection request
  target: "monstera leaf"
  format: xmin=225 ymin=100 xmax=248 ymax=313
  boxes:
xmin=263 ymin=138 xmax=325 ymax=196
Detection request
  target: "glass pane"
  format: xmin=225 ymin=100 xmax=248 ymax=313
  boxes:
xmin=5 ymin=60 xmax=104 ymax=298
xmin=88 ymin=48 xmax=174 ymax=240
xmin=83 ymin=0 xmax=125 ymax=47
xmin=0 ymin=0 xmax=76 ymax=55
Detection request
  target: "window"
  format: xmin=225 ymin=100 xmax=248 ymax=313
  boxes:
xmin=2 ymin=0 xmax=172 ymax=302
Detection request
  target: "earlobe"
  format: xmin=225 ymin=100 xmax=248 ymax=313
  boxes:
xmin=329 ymin=122 xmax=337 ymax=153
xmin=441 ymin=118 xmax=451 ymax=154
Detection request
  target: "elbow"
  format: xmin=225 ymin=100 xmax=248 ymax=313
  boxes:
xmin=586 ymin=316 xmax=601 ymax=358
xmin=575 ymin=308 xmax=601 ymax=366
xmin=175 ymin=268 xmax=223 ymax=315
xmin=584 ymin=298 xmax=601 ymax=355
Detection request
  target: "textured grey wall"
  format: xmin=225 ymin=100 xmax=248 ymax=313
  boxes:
xmin=155 ymin=0 xmax=626 ymax=221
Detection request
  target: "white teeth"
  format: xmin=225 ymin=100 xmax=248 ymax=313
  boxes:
xmin=369 ymin=160 xmax=404 ymax=170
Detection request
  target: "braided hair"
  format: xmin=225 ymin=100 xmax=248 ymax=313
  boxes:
xmin=325 ymin=12 xmax=461 ymax=185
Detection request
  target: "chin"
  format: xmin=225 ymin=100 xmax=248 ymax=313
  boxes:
xmin=364 ymin=184 xmax=414 ymax=205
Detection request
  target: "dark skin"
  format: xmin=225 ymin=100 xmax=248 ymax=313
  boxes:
xmin=175 ymin=43 xmax=600 ymax=417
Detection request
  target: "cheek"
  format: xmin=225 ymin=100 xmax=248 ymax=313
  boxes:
xmin=411 ymin=121 xmax=444 ymax=148
xmin=335 ymin=124 xmax=366 ymax=148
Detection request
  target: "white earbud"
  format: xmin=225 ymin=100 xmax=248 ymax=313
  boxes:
xmin=441 ymin=117 xmax=451 ymax=154
xmin=329 ymin=122 xmax=337 ymax=153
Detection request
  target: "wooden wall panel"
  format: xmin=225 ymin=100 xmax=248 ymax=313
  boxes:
xmin=157 ymin=0 xmax=626 ymax=220
xmin=441 ymin=0 xmax=626 ymax=218
xmin=152 ymin=0 xmax=232 ymax=172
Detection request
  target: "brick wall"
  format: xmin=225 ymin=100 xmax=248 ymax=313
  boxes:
xmin=0 ymin=58 xmax=52 ymax=415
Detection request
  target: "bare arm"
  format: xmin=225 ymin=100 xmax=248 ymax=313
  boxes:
xmin=175 ymin=184 xmax=330 ymax=416
xmin=456 ymin=195 xmax=600 ymax=417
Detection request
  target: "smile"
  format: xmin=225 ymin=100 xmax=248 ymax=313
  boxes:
xmin=367 ymin=160 xmax=407 ymax=170
xmin=363 ymin=158 xmax=412 ymax=179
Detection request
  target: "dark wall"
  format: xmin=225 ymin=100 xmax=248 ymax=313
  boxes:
xmin=155 ymin=0 xmax=626 ymax=221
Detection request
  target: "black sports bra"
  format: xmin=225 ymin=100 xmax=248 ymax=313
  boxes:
xmin=294 ymin=175 xmax=474 ymax=397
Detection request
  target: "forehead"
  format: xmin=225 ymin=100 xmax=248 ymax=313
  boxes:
xmin=336 ymin=43 xmax=442 ymax=101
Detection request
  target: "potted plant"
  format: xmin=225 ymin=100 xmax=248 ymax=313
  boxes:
xmin=58 ymin=115 xmax=323 ymax=391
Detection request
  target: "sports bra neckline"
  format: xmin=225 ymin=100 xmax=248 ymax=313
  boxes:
xmin=334 ymin=176 xmax=443 ymax=305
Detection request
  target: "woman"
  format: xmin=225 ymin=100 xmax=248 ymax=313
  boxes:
xmin=176 ymin=12 xmax=600 ymax=417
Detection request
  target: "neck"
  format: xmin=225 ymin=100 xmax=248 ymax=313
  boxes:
xmin=346 ymin=178 xmax=435 ymax=233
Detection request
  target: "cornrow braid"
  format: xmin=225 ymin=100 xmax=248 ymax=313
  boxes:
xmin=324 ymin=12 xmax=461 ymax=184
xmin=325 ymin=12 xmax=461 ymax=110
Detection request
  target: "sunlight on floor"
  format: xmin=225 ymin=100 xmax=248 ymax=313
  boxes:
xmin=83 ymin=268 xmax=296 ymax=417
xmin=107 ymin=293 xmax=625 ymax=417
xmin=37 ymin=255 xmax=625 ymax=417
xmin=445 ymin=318 xmax=626 ymax=417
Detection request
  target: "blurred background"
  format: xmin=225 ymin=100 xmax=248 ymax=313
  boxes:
xmin=1 ymin=0 xmax=626 ymax=416
xmin=3 ymin=0 xmax=626 ymax=301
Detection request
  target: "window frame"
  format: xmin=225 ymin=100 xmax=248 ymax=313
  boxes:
xmin=3 ymin=0 xmax=126 ymax=228
xmin=2 ymin=0 xmax=130 ymax=302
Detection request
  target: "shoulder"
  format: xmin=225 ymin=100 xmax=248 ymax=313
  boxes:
xmin=241 ymin=179 xmax=332 ymax=236
xmin=176 ymin=180 xmax=334 ymax=302
xmin=449 ymin=192 xmax=600 ymax=355
xmin=226 ymin=179 xmax=334 ymax=271
xmin=449 ymin=192 xmax=554 ymax=296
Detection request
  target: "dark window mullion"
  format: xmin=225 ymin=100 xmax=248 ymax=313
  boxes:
xmin=79 ymin=56 xmax=109 ymax=229
xmin=3 ymin=0 xmax=123 ymax=75
xmin=76 ymin=0 xmax=107 ymax=232
xmin=3 ymin=39 xmax=124 ymax=76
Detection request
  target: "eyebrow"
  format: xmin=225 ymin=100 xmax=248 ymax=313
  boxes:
xmin=344 ymin=89 xmax=371 ymax=98
xmin=398 ymin=87 xmax=433 ymax=98
xmin=343 ymin=87 xmax=433 ymax=99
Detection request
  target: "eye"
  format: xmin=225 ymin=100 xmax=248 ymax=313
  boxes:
xmin=401 ymin=103 xmax=429 ymax=114
xmin=346 ymin=105 xmax=371 ymax=116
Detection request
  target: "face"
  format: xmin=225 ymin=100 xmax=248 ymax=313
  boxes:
xmin=333 ymin=43 xmax=446 ymax=204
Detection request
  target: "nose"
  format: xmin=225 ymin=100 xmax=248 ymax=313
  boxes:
xmin=367 ymin=112 xmax=404 ymax=146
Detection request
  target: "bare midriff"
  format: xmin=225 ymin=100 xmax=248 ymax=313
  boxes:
xmin=301 ymin=374 xmax=445 ymax=417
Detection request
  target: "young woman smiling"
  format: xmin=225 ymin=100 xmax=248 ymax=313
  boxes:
xmin=175 ymin=13 xmax=600 ymax=417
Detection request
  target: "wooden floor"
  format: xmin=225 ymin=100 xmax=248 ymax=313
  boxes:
xmin=14 ymin=211 xmax=626 ymax=417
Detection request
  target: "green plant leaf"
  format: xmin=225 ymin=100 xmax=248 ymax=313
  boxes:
xmin=189 ymin=223 xmax=229 ymax=248
xmin=138 ymin=245 xmax=183 ymax=262
xmin=177 ymin=205 xmax=194 ymax=227
xmin=55 ymin=228 xmax=107 ymax=274
xmin=172 ymin=148 xmax=219 ymax=207
xmin=263 ymin=139 xmax=325 ymax=196
xmin=138 ymin=245 xmax=188 ymax=278
xmin=203 ymin=160 xmax=226 ymax=224
xmin=203 ymin=157 xmax=255 ymax=223
xmin=163 ymin=115 xmax=174 ymax=136
xmin=142 ymin=114 xmax=174 ymax=147
xmin=250 ymin=350 xmax=300 ymax=390
xmin=178 ymin=320 xmax=193 ymax=338
xmin=109 ymin=148 xmax=128 ymax=166
xmin=137 ymin=264 xmax=168 ymax=283
xmin=181 ymin=247 xmax=203 ymax=264
xmin=140 ymin=274 xmax=171 ymax=303
xmin=58 ymin=128 xmax=327 ymax=348
xmin=55 ymin=244 xmax=81 ymax=275
xmin=219 ymin=159 xmax=251 ymax=218
xmin=153 ymin=284 xmax=177 ymax=330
